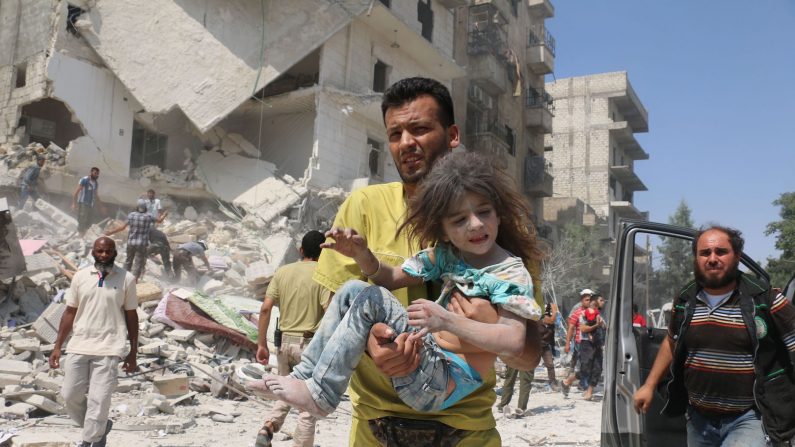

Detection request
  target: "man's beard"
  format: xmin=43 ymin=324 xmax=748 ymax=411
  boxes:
xmin=94 ymin=255 xmax=116 ymax=275
xmin=694 ymin=258 xmax=740 ymax=290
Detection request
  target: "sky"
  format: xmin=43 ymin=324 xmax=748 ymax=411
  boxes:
xmin=547 ymin=1 xmax=795 ymax=264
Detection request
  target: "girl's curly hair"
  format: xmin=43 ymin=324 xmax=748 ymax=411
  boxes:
xmin=398 ymin=151 xmax=542 ymax=265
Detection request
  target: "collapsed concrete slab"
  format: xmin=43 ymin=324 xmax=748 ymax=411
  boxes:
xmin=75 ymin=0 xmax=372 ymax=133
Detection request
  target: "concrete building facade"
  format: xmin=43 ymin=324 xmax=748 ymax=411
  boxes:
xmin=544 ymin=71 xmax=649 ymax=239
xmin=451 ymin=0 xmax=555 ymax=229
xmin=0 ymin=0 xmax=464 ymax=223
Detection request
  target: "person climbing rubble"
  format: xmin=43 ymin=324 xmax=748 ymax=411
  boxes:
xmin=104 ymin=199 xmax=163 ymax=281
xmin=172 ymin=239 xmax=211 ymax=282
xmin=18 ymin=154 xmax=45 ymax=209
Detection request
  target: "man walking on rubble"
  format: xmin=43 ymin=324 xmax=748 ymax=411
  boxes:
xmin=561 ymin=289 xmax=592 ymax=396
xmin=18 ymin=154 xmax=45 ymax=209
xmin=49 ymin=236 xmax=138 ymax=447
xmin=312 ymin=77 xmax=542 ymax=446
xmin=634 ymin=226 xmax=795 ymax=446
xmin=254 ymin=230 xmax=331 ymax=447
xmin=72 ymin=167 xmax=105 ymax=237
xmin=105 ymin=199 xmax=162 ymax=281
xmin=143 ymin=189 xmax=168 ymax=222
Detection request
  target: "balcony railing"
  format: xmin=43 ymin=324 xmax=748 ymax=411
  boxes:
xmin=467 ymin=115 xmax=511 ymax=148
xmin=526 ymin=87 xmax=554 ymax=111
xmin=528 ymin=25 xmax=556 ymax=56
xmin=468 ymin=29 xmax=508 ymax=59
xmin=523 ymin=155 xmax=553 ymax=196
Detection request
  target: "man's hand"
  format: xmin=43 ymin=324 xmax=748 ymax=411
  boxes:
xmin=634 ymin=383 xmax=655 ymax=414
xmin=367 ymin=323 xmax=420 ymax=378
xmin=122 ymin=353 xmax=137 ymax=373
xmin=71 ymin=203 xmax=77 ymax=211
xmin=321 ymin=227 xmax=369 ymax=259
xmin=49 ymin=348 xmax=61 ymax=369
xmin=564 ymin=343 xmax=571 ymax=354
xmin=407 ymin=299 xmax=450 ymax=335
xmin=447 ymin=291 xmax=498 ymax=323
xmin=256 ymin=345 xmax=270 ymax=365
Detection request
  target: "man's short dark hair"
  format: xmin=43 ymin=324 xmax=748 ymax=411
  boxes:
xmin=692 ymin=224 xmax=744 ymax=256
xmin=90 ymin=167 xmax=100 ymax=172
xmin=381 ymin=77 xmax=455 ymax=128
xmin=301 ymin=230 xmax=326 ymax=260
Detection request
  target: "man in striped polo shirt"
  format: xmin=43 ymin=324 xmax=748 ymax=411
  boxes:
xmin=634 ymin=225 xmax=795 ymax=446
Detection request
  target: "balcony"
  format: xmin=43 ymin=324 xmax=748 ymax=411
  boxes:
xmin=466 ymin=115 xmax=512 ymax=162
xmin=523 ymin=155 xmax=553 ymax=197
xmin=525 ymin=87 xmax=553 ymax=133
xmin=468 ymin=51 xmax=509 ymax=95
xmin=526 ymin=26 xmax=555 ymax=74
xmin=610 ymin=201 xmax=646 ymax=221
xmin=527 ymin=0 xmax=554 ymax=18
xmin=608 ymin=121 xmax=648 ymax=160
xmin=437 ymin=0 xmax=468 ymax=8
xmin=609 ymin=165 xmax=647 ymax=192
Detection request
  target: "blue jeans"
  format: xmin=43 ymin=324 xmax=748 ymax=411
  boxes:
xmin=18 ymin=185 xmax=39 ymax=208
xmin=686 ymin=406 xmax=767 ymax=446
xmin=290 ymin=280 xmax=460 ymax=414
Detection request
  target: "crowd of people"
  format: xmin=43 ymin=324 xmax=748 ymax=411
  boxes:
xmin=35 ymin=77 xmax=795 ymax=447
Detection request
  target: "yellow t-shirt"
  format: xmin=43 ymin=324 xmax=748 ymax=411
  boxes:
xmin=266 ymin=260 xmax=331 ymax=335
xmin=313 ymin=182 xmax=498 ymax=432
xmin=65 ymin=265 xmax=138 ymax=357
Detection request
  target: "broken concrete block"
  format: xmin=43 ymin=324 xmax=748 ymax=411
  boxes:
xmin=23 ymin=253 xmax=59 ymax=276
xmin=32 ymin=303 xmax=66 ymax=344
xmin=0 ymin=359 xmax=32 ymax=376
xmin=19 ymin=394 xmax=64 ymax=414
xmin=0 ymin=373 xmax=24 ymax=387
xmin=198 ymin=278 xmax=224 ymax=293
xmin=115 ymin=379 xmax=141 ymax=393
xmin=183 ymin=206 xmax=198 ymax=221
xmin=1 ymin=402 xmax=36 ymax=419
xmin=136 ymin=282 xmax=162 ymax=303
xmin=166 ymin=330 xmax=196 ymax=343
xmin=138 ymin=341 xmax=168 ymax=355
xmin=32 ymin=198 xmax=78 ymax=233
xmin=33 ymin=373 xmax=62 ymax=392
xmin=245 ymin=261 xmax=276 ymax=285
xmin=169 ymin=233 xmax=195 ymax=244
xmin=153 ymin=374 xmax=189 ymax=398
xmin=11 ymin=338 xmax=41 ymax=353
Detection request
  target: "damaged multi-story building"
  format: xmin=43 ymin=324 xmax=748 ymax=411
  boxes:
xmin=451 ymin=0 xmax=555 ymax=235
xmin=0 ymin=0 xmax=466 ymax=225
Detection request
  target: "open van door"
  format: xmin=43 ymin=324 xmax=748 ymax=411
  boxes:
xmin=600 ymin=220 xmax=769 ymax=447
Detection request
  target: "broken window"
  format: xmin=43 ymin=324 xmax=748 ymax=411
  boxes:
xmin=506 ymin=126 xmax=515 ymax=156
xmin=373 ymin=60 xmax=389 ymax=93
xmin=131 ymin=121 xmax=168 ymax=170
xmin=20 ymin=98 xmax=84 ymax=147
xmin=417 ymin=0 xmax=433 ymax=42
xmin=379 ymin=0 xmax=391 ymax=7
xmin=367 ymin=138 xmax=384 ymax=180
xmin=66 ymin=5 xmax=85 ymax=35
xmin=510 ymin=0 xmax=519 ymax=17
xmin=14 ymin=62 xmax=26 ymax=89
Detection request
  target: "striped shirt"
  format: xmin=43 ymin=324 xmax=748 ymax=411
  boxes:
xmin=671 ymin=290 xmax=795 ymax=415
xmin=77 ymin=176 xmax=98 ymax=206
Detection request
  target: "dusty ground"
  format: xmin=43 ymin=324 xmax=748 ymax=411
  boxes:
xmin=5 ymin=377 xmax=602 ymax=446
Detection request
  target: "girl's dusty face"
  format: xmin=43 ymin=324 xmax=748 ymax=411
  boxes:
xmin=440 ymin=191 xmax=500 ymax=266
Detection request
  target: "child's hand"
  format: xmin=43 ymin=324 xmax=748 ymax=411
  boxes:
xmin=407 ymin=299 xmax=451 ymax=335
xmin=321 ymin=227 xmax=368 ymax=258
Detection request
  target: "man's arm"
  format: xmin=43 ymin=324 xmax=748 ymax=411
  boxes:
xmin=564 ymin=321 xmax=575 ymax=353
xmin=542 ymin=303 xmax=558 ymax=326
xmin=49 ymin=306 xmax=78 ymax=369
xmin=156 ymin=210 xmax=168 ymax=224
xmin=104 ymin=222 xmax=128 ymax=237
xmin=123 ymin=309 xmax=138 ymax=373
xmin=71 ymin=183 xmax=83 ymax=210
xmin=633 ymin=335 xmax=674 ymax=413
xmin=256 ymin=297 xmax=275 ymax=364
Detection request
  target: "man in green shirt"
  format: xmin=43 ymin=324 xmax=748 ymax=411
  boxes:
xmin=255 ymin=230 xmax=331 ymax=447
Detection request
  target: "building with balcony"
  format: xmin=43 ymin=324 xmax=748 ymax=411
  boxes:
xmin=451 ymin=0 xmax=556 ymax=223
xmin=0 ymin=0 xmax=463 ymax=222
xmin=544 ymin=71 xmax=650 ymax=239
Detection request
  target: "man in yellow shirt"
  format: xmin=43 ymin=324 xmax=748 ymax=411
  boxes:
xmin=255 ymin=231 xmax=331 ymax=447
xmin=314 ymin=77 xmax=541 ymax=446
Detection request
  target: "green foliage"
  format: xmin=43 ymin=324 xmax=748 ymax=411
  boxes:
xmin=653 ymin=200 xmax=695 ymax=299
xmin=765 ymin=192 xmax=795 ymax=288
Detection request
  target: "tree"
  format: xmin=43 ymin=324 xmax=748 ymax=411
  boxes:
xmin=765 ymin=192 xmax=795 ymax=289
xmin=541 ymin=222 xmax=608 ymax=312
xmin=653 ymin=200 xmax=695 ymax=301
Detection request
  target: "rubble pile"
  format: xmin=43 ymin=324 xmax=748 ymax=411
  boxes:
xmin=0 ymin=142 xmax=65 ymax=188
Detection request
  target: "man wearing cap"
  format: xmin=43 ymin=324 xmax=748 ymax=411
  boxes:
xmin=561 ymin=289 xmax=593 ymax=396
xmin=104 ymin=199 xmax=158 ymax=281
xmin=172 ymin=240 xmax=210 ymax=282
xmin=18 ymin=155 xmax=45 ymax=209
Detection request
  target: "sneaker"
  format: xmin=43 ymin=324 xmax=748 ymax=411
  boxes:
xmin=561 ymin=381 xmax=570 ymax=398
xmin=90 ymin=420 xmax=113 ymax=447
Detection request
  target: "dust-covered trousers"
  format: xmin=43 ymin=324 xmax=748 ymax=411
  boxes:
xmin=124 ymin=244 xmax=147 ymax=279
xmin=61 ymin=353 xmax=119 ymax=443
xmin=172 ymin=249 xmax=197 ymax=281
xmin=263 ymin=334 xmax=317 ymax=447
xmin=290 ymin=280 xmax=483 ymax=414
xmin=577 ymin=339 xmax=602 ymax=387
xmin=499 ymin=367 xmax=534 ymax=410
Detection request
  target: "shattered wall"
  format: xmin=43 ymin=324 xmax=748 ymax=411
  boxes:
xmin=76 ymin=0 xmax=372 ymax=133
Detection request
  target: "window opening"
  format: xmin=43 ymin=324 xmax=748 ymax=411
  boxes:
xmin=131 ymin=121 xmax=168 ymax=169
xmin=418 ymin=0 xmax=434 ymax=42
xmin=66 ymin=5 xmax=85 ymax=35
xmin=373 ymin=60 xmax=388 ymax=93
xmin=506 ymin=126 xmax=515 ymax=156
xmin=367 ymin=138 xmax=384 ymax=180
xmin=14 ymin=63 xmax=26 ymax=88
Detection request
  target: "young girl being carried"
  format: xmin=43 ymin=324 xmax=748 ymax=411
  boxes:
xmin=248 ymin=151 xmax=543 ymax=417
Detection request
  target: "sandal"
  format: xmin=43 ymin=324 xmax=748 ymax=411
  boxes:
xmin=254 ymin=425 xmax=273 ymax=447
